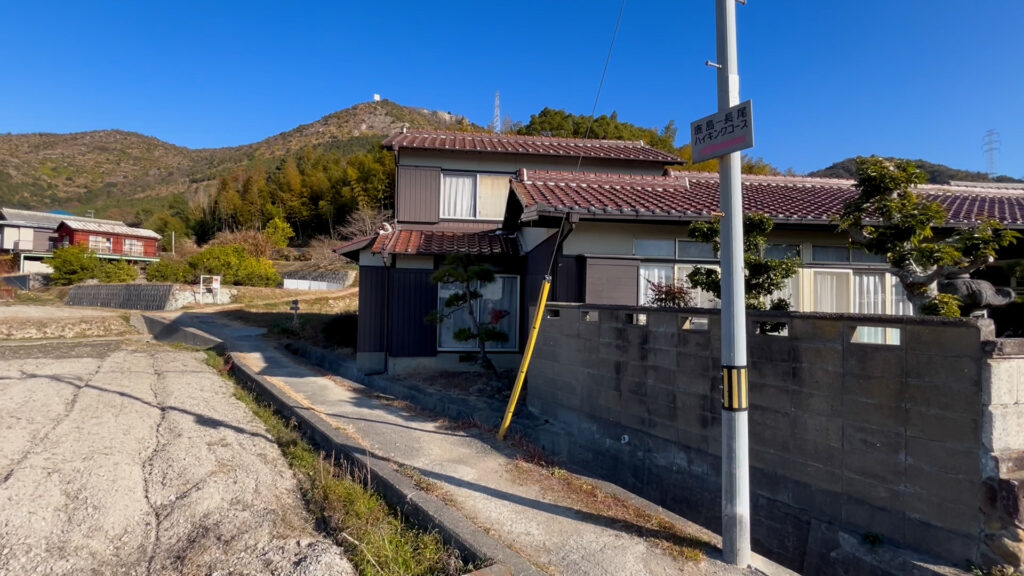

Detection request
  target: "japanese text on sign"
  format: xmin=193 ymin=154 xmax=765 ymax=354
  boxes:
xmin=690 ymin=100 xmax=754 ymax=164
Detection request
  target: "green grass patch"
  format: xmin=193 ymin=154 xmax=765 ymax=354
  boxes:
xmin=205 ymin=351 xmax=468 ymax=576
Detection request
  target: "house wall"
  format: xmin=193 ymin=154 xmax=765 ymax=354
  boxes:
xmin=528 ymin=304 xmax=1000 ymax=572
xmin=60 ymin=229 xmax=159 ymax=258
xmin=397 ymin=149 xmax=666 ymax=176
xmin=1 ymin=226 xmax=36 ymax=251
xmin=388 ymin=268 xmax=438 ymax=358
xmin=555 ymin=220 xmax=905 ymax=312
xmin=356 ymin=264 xmax=387 ymax=373
xmin=395 ymin=166 xmax=441 ymax=224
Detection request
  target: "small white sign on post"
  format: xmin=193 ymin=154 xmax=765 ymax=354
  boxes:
xmin=690 ymin=100 xmax=754 ymax=164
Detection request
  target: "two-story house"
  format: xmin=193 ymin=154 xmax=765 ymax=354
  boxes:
xmin=0 ymin=207 xmax=161 ymax=273
xmin=338 ymin=129 xmax=681 ymax=374
xmin=342 ymin=130 xmax=1024 ymax=373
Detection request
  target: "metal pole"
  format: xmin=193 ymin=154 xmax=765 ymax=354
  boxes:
xmin=498 ymin=275 xmax=552 ymax=441
xmin=716 ymin=0 xmax=750 ymax=566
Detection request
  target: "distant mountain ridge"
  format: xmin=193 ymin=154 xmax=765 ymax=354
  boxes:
xmin=0 ymin=100 xmax=475 ymax=212
xmin=809 ymin=157 xmax=1024 ymax=185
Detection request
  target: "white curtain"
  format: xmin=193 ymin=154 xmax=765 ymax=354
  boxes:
xmin=854 ymin=272 xmax=885 ymax=314
xmin=441 ymin=174 xmax=476 ymax=218
xmin=639 ymin=264 xmax=673 ymax=306
xmin=813 ymin=271 xmax=851 ymax=313
xmin=892 ymin=277 xmax=914 ymax=316
xmin=853 ymin=272 xmax=886 ymax=343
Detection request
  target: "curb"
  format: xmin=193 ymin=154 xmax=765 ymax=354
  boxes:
xmin=228 ymin=355 xmax=541 ymax=576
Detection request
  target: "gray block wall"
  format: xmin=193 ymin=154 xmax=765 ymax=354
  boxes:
xmin=66 ymin=283 xmax=175 ymax=310
xmin=528 ymin=304 xmax=997 ymax=573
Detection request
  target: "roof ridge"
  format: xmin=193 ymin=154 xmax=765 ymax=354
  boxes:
xmin=392 ymin=128 xmax=646 ymax=146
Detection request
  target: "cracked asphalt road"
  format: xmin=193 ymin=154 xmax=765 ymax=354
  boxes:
xmin=0 ymin=339 xmax=354 ymax=576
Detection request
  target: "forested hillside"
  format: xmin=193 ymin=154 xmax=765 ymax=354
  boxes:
xmin=810 ymin=157 xmax=1024 ymax=184
xmin=2 ymin=102 xmax=786 ymax=249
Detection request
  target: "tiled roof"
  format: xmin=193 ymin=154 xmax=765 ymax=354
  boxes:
xmin=371 ymin=229 xmax=518 ymax=256
xmin=60 ymin=220 xmax=162 ymax=239
xmin=382 ymin=129 xmax=680 ymax=164
xmin=510 ymin=170 xmax=1024 ymax=228
xmin=333 ymin=235 xmax=376 ymax=259
xmin=1 ymin=207 xmax=124 ymax=229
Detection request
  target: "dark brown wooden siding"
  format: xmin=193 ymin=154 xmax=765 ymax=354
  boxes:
xmin=395 ymin=166 xmax=441 ymax=224
xmin=554 ymin=255 xmax=584 ymax=303
xmin=356 ymin=266 xmax=387 ymax=354
xmin=584 ymin=258 xmax=638 ymax=305
xmin=388 ymin=268 xmax=438 ymax=357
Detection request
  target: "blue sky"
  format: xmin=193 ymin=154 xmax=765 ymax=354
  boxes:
xmin=1 ymin=1 xmax=1021 ymax=177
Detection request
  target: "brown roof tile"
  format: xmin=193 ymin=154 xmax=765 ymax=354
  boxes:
xmin=382 ymin=129 xmax=680 ymax=164
xmin=511 ymin=170 xmax=1024 ymax=227
xmin=371 ymin=229 xmax=518 ymax=256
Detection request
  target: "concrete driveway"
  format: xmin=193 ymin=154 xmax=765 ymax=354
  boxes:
xmin=0 ymin=338 xmax=353 ymax=576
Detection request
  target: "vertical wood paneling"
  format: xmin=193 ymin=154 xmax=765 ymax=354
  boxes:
xmin=357 ymin=267 xmax=387 ymax=354
xmin=395 ymin=166 xmax=441 ymax=224
xmin=388 ymin=268 xmax=438 ymax=357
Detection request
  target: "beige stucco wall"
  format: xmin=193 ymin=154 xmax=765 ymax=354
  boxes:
xmin=398 ymin=149 xmax=666 ymax=176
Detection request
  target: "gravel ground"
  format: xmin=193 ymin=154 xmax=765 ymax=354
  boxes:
xmin=0 ymin=339 xmax=353 ymax=576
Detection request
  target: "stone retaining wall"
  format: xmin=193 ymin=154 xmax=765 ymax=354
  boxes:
xmin=527 ymin=304 xmax=1021 ymax=573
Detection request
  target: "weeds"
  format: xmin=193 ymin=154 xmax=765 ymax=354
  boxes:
xmin=509 ymin=458 xmax=708 ymax=563
xmin=207 ymin=350 xmax=467 ymax=576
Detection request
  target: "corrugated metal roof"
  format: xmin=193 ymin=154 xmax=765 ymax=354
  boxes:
xmin=0 ymin=207 xmax=125 ymax=229
xmin=510 ymin=170 xmax=1024 ymax=227
xmin=382 ymin=129 xmax=681 ymax=164
xmin=60 ymin=219 xmax=162 ymax=239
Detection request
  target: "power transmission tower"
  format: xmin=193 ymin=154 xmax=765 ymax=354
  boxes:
xmin=983 ymin=129 xmax=1001 ymax=177
xmin=493 ymin=91 xmax=501 ymax=134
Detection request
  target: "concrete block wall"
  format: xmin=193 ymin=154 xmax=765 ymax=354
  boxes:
xmin=528 ymin=304 xmax=1002 ymax=573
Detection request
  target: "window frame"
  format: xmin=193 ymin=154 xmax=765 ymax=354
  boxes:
xmin=436 ymin=274 xmax=520 ymax=352
xmin=88 ymin=235 xmax=113 ymax=254
xmin=439 ymin=171 xmax=511 ymax=222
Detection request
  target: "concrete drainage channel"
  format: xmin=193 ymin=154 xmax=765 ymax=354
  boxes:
xmin=139 ymin=315 xmax=532 ymax=576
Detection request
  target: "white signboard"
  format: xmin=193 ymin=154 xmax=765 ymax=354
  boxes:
xmin=211 ymin=276 xmax=221 ymax=291
xmin=690 ymin=100 xmax=754 ymax=164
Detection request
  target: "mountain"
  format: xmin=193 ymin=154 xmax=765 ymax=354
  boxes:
xmin=0 ymin=100 xmax=475 ymax=212
xmin=809 ymin=157 xmax=1024 ymax=185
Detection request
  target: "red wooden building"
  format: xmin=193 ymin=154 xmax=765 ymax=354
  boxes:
xmin=55 ymin=220 xmax=161 ymax=263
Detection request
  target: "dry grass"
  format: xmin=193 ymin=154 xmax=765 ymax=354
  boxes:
xmin=508 ymin=459 xmax=708 ymax=563
xmin=203 ymin=351 xmax=471 ymax=576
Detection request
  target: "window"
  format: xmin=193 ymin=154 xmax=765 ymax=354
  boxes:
xmin=765 ymin=244 xmax=800 ymax=260
xmin=811 ymin=245 xmax=886 ymax=265
xmin=634 ymin=239 xmax=675 ymax=258
xmin=677 ymin=239 xmax=717 ymax=260
xmin=851 ymin=248 xmax=887 ymax=264
xmin=813 ymin=270 xmax=852 ymax=313
xmin=639 ymin=263 xmax=674 ymax=305
xmin=437 ymin=275 xmax=519 ymax=351
xmin=811 ymin=245 xmax=850 ymax=263
xmin=440 ymin=173 xmax=509 ymax=220
xmin=675 ymin=264 xmax=721 ymax=309
xmin=88 ymin=235 xmax=112 ymax=254
xmin=123 ymin=238 xmax=143 ymax=256
xmin=892 ymin=277 xmax=914 ymax=316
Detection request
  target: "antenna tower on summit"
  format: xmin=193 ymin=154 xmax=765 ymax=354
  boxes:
xmin=493 ymin=91 xmax=501 ymax=134
xmin=983 ymin=129 xmax=1001 ymax=177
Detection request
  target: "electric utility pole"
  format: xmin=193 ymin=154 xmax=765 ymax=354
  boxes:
xmin=715 ymin=0 xmax=750 ymax=566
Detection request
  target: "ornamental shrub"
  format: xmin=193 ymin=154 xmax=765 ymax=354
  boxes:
xmin=145 ymin=258 xmax=194 ymax=283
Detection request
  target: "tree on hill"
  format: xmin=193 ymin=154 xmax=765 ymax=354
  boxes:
xmin=811 ymin=157 xmax=1024 ymax=184
xmin=517 ymin=107 xmax=781 ymax=175
xmin=836 ymin=156 xmax=1019 ymax=316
